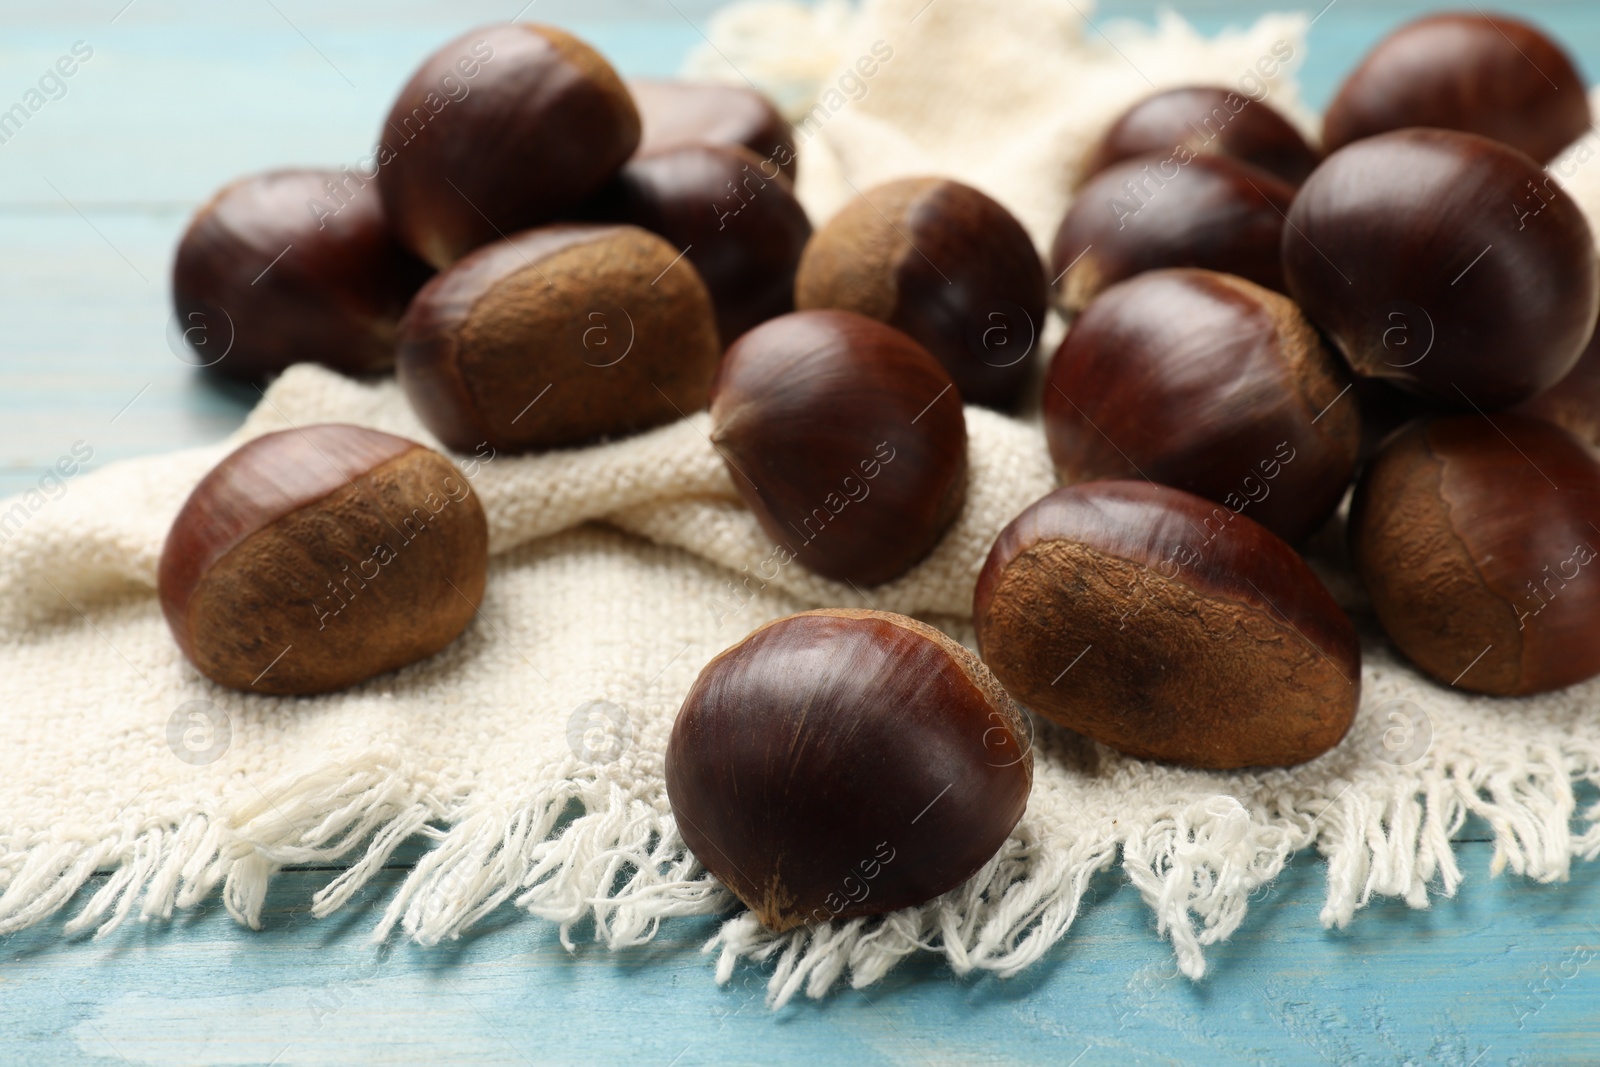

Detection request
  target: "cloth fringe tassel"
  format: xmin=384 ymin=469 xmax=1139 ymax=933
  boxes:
xmin=1 ymin=746 xmax=1596 ymax=1007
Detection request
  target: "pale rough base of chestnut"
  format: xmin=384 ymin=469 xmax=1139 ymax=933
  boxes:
xmin=5 ymin=0 xmax=1600 ymax=1014
xmin=5 ymin=361 xmax=1599 ymax=1009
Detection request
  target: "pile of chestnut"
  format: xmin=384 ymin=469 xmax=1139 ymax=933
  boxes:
xmin=162 ymin=12 xmax=1600 ymax=934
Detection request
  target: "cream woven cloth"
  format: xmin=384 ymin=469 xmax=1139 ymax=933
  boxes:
xmin=5 ymin=0 xmax=1600 ymax=1006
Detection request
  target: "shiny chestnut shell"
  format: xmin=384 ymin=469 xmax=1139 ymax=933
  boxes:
xmin=377 ymin=24 xmax=640 ymax=268
xmin=1051 ymin=153 xmax=1294 ymax=315
xmin=794 ymin=177 xmax=1047 ymax=409
xmin=1514 ymin=328 xmax=1600 ymax=448
xmin=172 ymin=169 xmax=431 ymax=381
xmin=629 ymin=78 xmax=796 ymax=179
xmin=709 ymin=310 xmax=967 ymax=587
xmin=1283 ymin=128 xmax=1599 ymax=410
xmin=159 ymin=425 xmax=489 ymax=695
xmin=1044 ymin=269 xmax=1360 ymax=543
xmin=974 ymin=481 xmax=1360 ymax=768
xmin=1349 ymin=376 xmax=1455 ymax=463
xmin=397 ymin=223 xmax=721 ymax=453
xmin=1350 ymin=414 xmax=1600 ymax=696
xmin=1323 ymin=12 xmax=1591 ymax=164
xmin=1079 ymin=86 xmax=1319 ymax=187
xmin=586 ymin=144 xmax=812 ymax=347
xmin=666 ymin=608 xmax=1032 ymax=931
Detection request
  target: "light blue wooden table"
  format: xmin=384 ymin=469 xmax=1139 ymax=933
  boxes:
xmin=3 ymin=2 xmax=1599 ymax=1063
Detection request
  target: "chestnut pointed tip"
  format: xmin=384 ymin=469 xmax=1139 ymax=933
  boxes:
xmin=708 ymin=311 xmax=968 ymax=587
xmin=1285 ymin=128 xmax=1598 ymax=410
xmin=667 ymin=608 xmax=1031 ymax=931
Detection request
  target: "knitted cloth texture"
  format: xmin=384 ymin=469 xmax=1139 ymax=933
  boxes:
xmin=4 ymin=0 xmax=1600 ymax=1006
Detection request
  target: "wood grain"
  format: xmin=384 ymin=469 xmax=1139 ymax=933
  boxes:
xmin=3 ymin=3 xmax=1600 ymax=1064
xmin=1 ymin=839 xmax=1598 ymax=1066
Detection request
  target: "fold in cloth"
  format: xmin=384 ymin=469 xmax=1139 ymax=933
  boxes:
xmin=3 ymin=0 xmax=1599 ymax=1006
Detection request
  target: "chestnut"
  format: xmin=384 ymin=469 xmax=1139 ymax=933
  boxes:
xmin=666 ymin=608 xmax=1032 ymax=931
xmin=584 ymin=144 xmax=812 ymax=347
xmin=1514 ymin=327 xmax=1600 ymax=448
xmin=1050 ymin=153 xmax=1293 ymax=315
xmin=1079 ymin=86 xmax=1320 ymax=188
xmin=1350 ymin=414 xmax=1600 ymax=696
xmin=397 ymin=223 xmax=721 ymax=454
xmin=629 ymin=78 xmax=796 ymax=180
xmin=1283 ymin=128 xmax=1599 ymax=410
xmin=159 ymin=424 xmax=488 ymax=695
xmin=973 ymin=480 xmax=1360 ymax=768
xmin=709 ymin=310 xmax=967 ymax=587
xmin=1351 ymin=376 xmax=1451 ymax=463
xmin=793 ymin=177 xmax=1047 ymax=409
xmin=1322 ymin=12 xmax=1590 ymax=164
xmin=377 ymin=24 xmax=640 ymax=269
xmin=172 ymin=169 xmax=432 ymax=381
xmin=1044 ymin=269 xmax=1360 ymax=544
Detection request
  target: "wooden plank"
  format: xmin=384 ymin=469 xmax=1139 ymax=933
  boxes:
xmin=5 ymin=1 xmax=1598 ymax=494
xmin=0 ymin=13 xmax=719 ymax=207
xmin=0 ymin=13 xmax=716 ymax=497
xmin=1 ymin=842 xmax=1596 ymax=1066
xmin=4 ymin=2 xmax=1600 ymax=1063
xmin=0 ymin=209 xmax=249 ymax=496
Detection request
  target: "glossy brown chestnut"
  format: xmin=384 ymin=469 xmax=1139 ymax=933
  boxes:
xmin=1050 ymin=152 xmax=1293 ymax=315
xmin=397 ymin=223 xmax=721 ymax=453
xmin=1284 ymin=129 xmax=1599 ymax=410
xmin=585 ymin=144 xmax=812 ymax=347
xmin=159 ymin=424 xmax=488 ymax=695
xmin=973 ymin=481 xmax=1360 ymax=768
xmin=1044 ymin=269 xmax=1360 ymax=543
xmin=377 ymin=24 xmax=640 ymax=269
xmin=629 ymin=78 xmax=796 ymax=179
xmin=1323 ymin=12 xmax=1590 ymax=164
xmin=794 ymin=177 xmax=1047 ymax=409
xmin=1078 ymin=86 xmax=1320 ymax=188
xmin=709 ymin=310 xmax=967 ymax=586
xmin=172 ymin=169 xmax=432 ymax=381
xmin=1350 ymin=376 xmax=1452 ymax=463
xmin=1350 ymin=415 xmax=1600 ymax=696
xmin=1514 ymin=327 xmax=1600 ymax=448
xmin=666 ymin=608 xmax=1032 ymax=931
